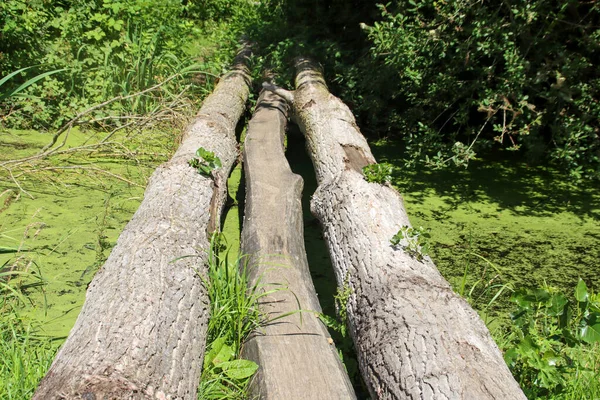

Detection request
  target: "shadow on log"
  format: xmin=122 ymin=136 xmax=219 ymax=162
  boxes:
xmin=33 ymin=49 xmax=252 ymax=400
xmin=262 ymin=58 xmax=527 ymax=400
xmin=240 ymin=89 xmax=356 ymax=399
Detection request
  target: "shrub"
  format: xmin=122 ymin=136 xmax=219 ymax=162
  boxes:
xmin=500 ymin=279 xmax=600 ymax=398
xmin=360 ymin=1 xmax=600 ymax=180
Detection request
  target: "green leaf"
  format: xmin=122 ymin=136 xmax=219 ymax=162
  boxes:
xmin=318 ymin=313 xmax=338 ymax=328
xmin=547 ymin=293 xmax=568 ymax=316
xmin=517 ymin=336 xmax=537 ymax=356
xmin=575 ymin=279 xmax=588 ymax=302
xmin=503 ymin=347 xmax=519 ymax=366
xmin=3 ymin=68 xmax=67 ymax=100
xmin=212 ymin=342 xmax=234 ymax=366
xmin=0 ymin=247 xmax=22 ymax=254
xmin=196 ymin=147 xmax=215 ymax=162
xmin=579 ymin=316 xmax=600 ymax=344
xmin=219 ymin=359 xmax=259 ymax=380
xmin=0 ymin=66 xmax=34 ymax=88
xmin=561 ymin=327 xmax=580 ymax=346
xmin=203 ymin=336 xmax=226 ymax=368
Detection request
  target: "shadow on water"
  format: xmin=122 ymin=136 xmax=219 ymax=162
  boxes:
xmin=285 ymin=125 xmax=370 ymax=399
xmin=285 ymin=131 xmax=337 ymax=317
xmin=369 ymin=139 xmax=600 ymax=302
xmin=372 ymin=140 xmax=600 ymax=220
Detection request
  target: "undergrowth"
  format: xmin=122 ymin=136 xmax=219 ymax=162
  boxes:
xmin=458 ymin=257 xmax=600 ymax=399
xmin=0 ymin=0 xmax=247 ymax=131
xmin=499 ymin=280 xmax=600 ymax=399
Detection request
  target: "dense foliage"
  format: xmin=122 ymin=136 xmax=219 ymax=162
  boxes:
xmin=361 ymin=0 xmax=600 ymax=180
xmin=502 ymin=281 xmax=600 ymax=398
xmin=237 ymin=0 xmax=600 ymax=180
xmin=0 ymin=0 xmax=245 ymax=129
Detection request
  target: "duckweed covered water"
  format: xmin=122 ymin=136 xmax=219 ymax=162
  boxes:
xmin=371 ymin=139 xmax=600 ymax=314
xmin=0 ymin=128 xmax=173 ymax=339
xmin=2 ymin=128 xmax=598 ymax=377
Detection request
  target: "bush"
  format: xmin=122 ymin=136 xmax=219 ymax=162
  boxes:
xmin=0 ymin=0 xmax=244 ymax=130
xmin=500 ymin=280 xmax=600 ymax=398
xmin=359 ymin=1 xmax=600 ymax=180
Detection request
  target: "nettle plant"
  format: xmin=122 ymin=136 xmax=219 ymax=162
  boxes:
xmin=390 ymin=225 xmax=431 ymax=261
xmin=502 ymin=279 xmax=600 ymax=398
xmin=188 ymin=147 xmax=221 ymax=177
xmin=362 ymin=162 xmax=393 ymax=184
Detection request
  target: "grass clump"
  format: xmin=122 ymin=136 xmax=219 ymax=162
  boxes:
xmin=0 ymin=259 xmax=56 ymax=399
xmin=197 ymin=234 xmax=261 ymax=399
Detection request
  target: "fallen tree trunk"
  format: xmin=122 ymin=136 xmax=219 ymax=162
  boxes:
xmin=33 ymin=50 xmax=252 ymax=400
xmin=240 ymin=90 xmax=356 ymax=399
xmin=279 ymin=58 xmax=526 ymax=399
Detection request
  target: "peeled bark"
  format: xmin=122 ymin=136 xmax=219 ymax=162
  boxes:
xmin=240 ymin=90 xmax=356 ymax=399
xmin=33 ymin=51 xmax=252 ymax=400
xmin=286 ymin=58 xmax=526 ymax=400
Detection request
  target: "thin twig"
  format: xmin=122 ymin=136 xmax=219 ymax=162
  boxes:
xmin=0 ymin=165 xmax=34 ymax=199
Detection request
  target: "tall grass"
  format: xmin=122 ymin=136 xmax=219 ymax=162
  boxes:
xmin=100 ymin=22 xmax=211 ymax=118
xmin=0 ymin=261 xmax=56 ymax=399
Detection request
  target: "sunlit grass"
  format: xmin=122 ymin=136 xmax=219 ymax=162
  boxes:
xmin=0 ymin=265 xmax=56 ymax=399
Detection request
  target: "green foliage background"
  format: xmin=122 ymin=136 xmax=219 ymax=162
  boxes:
xmin=0 ymin=0 xmax=247 ymax=129
xmin=234 ymin=0 xmax=600 ymax=181
xmin=1 ymin=0 xmax=599 ymax=398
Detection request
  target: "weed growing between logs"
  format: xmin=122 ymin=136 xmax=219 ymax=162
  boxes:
xmin=197 ymin=234 xmax=260 ymax=399
xmin=317 ymin=275 xmax=361 ymax=382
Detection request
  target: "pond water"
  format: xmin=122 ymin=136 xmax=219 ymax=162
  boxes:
xmin=0 ymin=128 xmax=172 ymax=339
xmin=2 ymin=127 xmax=598 ymax=395
xmin=371 ymin=139 xmax=600 ymax=317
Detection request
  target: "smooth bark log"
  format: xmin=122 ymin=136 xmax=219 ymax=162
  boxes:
xmin=240 ymin=90 xmax=356 ymax=399
xmin=33 ymin=51 xmax=252 ymax=400
xmin=286 ymin=58 xmax=526 ymax=400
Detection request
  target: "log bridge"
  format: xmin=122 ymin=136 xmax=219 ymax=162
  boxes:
xmin=34 ymin=53 xmax=526 ymax=400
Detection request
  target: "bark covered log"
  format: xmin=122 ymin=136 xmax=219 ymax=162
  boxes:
xmin=240 ymin=90 xmax=356 ymax=399
xmin=33 ymin=51 xmax=252 ymax=400
xmin=287 ymin=58 xmax=526 ymax=400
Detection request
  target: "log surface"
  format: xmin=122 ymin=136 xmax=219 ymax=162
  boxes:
xmin=290 ymin=58 xmax=526 ymax=400
xmin=33 ymin=53 xmax=252 ymax=400
xmin=240 ymin=90 xmax=356 ymax=399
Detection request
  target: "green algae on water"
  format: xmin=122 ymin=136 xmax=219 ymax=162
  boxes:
xmin=0 ymin=128 xmax=173 ymax=339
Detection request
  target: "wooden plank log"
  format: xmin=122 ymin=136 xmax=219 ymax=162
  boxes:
xmin=280 ymin=58 xmax=527 ymax=400
xmin=240 ymin=89 xmax=356 ymax=399
xmin=33 ymin=50 xmax=252 ymax=400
